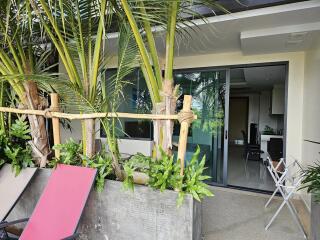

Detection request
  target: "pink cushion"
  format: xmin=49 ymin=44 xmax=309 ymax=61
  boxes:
xmin=20 ymin=164 xmax=97 ymax=240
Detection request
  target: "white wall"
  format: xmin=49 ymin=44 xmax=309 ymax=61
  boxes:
xmin=173 ymin=51 xmax=305 ymax=169
xmin=301 ymin=37 xmax=320 ymax=209
xmin=259 ymin=90 xmax=279 ymax=133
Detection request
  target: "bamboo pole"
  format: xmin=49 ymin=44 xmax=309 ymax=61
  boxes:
xmin=0 ymin=106 xmax=195 ymax=121
xmin=50 ymin=93 xmax=61 ymax=158
xmin=0 ymin=95 xmax=197 ymax=183
xmin=177 ymin=95 xmax=192 ymax=176
xmin=85 ymin=119 xmax=95 ymax=158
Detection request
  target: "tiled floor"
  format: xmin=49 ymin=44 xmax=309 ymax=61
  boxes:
xmin=202 ymin=186 xmax=310 ymax=240
xmin=228 ymin=145 xmax=275 ymax=191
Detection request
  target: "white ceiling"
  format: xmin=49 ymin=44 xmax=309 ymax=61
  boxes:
xmin=230 ymin=65 xmax=286 ymax=92
xmin=106 ymin=0 xmax=320 ymax=57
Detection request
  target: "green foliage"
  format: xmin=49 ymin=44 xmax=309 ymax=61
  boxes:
xmin=0 ymin=119 xmax=33 ymax=175
xmin=0 ymin=129 xmax=8 ymax=158
xmin=125 ymin=146 xmax=213 ymax=206
xmin=123 ymin=161 xmax=136 ymax=191
xmin=52 ymin=139 xmax=113 ymax=192
xmin=148 ymin=148 xmax=182 ymax=192
xmin=10 ymin=119 xmax=31 ymax=140
xmin=52 ymin=139 xmax=83 ymax=165
xmin=4 ymin=145 xmax=33 ymax=176
xmin=85 ymin=152 xmax=113 ymax=192
xmin=122 ymin=153 xmax=151 ymax=191
xmin=178 ymin=146 xmax=213 ymax=206
xmin=301 ymin=162 xmax=320 ymax=203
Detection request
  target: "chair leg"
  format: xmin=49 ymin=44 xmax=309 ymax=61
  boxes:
xmin=286 ymin=200 xmax=307 ymax=239
xmin=265 ymin=187 xmax=306 ymax=239
xmin=245 ymin=152 xmax=249 ymax=175
xmin=265 ymin=199 xmax=286 ymax=230
xmin=265 ymin=187 xmax=279 ymax=208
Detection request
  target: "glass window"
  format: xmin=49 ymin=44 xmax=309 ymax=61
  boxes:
xmin=173 ymin=69 xmax=227 ymax=183
xmin=101 ymin=68 xmax=153 ymax=139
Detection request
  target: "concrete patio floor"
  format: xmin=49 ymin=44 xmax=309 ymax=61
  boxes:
xmin=202 ymin=186 xmax=310 ymax=240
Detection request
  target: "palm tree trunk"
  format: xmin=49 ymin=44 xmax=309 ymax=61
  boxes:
xmin=24 ymin=81 xmax=50 ymax=167
xmin=153 ymin=80 xmax=176 ymax=157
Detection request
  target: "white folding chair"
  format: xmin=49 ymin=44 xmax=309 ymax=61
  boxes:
xmin=265 ymin=155 xmax=307 ymax=239
xmin=265 ymin=156 xmax=288 ymax=208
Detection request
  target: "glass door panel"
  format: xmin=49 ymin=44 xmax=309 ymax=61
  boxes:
xmin=173 ymin=69 xmax=229 ymax=184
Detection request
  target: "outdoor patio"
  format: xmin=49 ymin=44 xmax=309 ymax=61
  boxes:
xmin=202 ymin=186 xmax=310 ymax=240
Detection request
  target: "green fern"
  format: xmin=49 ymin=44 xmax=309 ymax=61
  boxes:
xmin=148 ymin=148 xmax=182 ymax=192
xmin=178 ymin=146 xmax=213 ymax=206
xmin=10 ymin=119 xmax=31 ymax=140
xmin=52 ymin=139 xmax=113 ymax=192
xmin=53 ymin=138 xmax=82 ymax=165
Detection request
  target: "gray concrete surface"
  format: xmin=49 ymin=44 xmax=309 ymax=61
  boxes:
xmin=202 ymin=186 xmax=310 ymax=240
xmin=7 ymin=168 xmax=201 ymax=240
xmin=6 ymin=168 xmax=311 ymax=240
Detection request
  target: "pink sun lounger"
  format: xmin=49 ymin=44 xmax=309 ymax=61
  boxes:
xmin=0 ymin=164 xmax=97 ymax=240
xmin=0 ymin=164 xmax=37 ymax=222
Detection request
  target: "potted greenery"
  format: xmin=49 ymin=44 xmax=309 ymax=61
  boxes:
xmin=301 ymin=162 xmax=320 ymax=240
xmin=6 ymin=138 xmax=211 ymax=240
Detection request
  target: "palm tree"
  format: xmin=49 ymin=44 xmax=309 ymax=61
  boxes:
xmin=0 ymin=0 xmax=55 ymax=166
xmin=113 ymin=0 xmax=227 ymax=155
xmin=29 ymin=0 xmax=140 ymax=179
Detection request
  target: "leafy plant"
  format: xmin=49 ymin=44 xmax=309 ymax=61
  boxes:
xmin=124 ymin=146 xmax=213 ymax=206
xmin=30 ymin=1 xmax=138 ymax=179
xmin=148 ymin=148 xmax=182 ymax=192
xmin=123 ymin=161 xmax=136 ymax=191
xmin=301 ymin=162 xmax=320 ymax=203
xmin=5 ymin=145 xmax=33 ymax=176
xmin=0 ymin=1 xmax=52 ymax=164
xmin=85 ymin=151 xmax=113 ymax=192
xmin=0 ymin=129 xmax=8 ymax=159
xmin=122 ymin=153 xmax=151 ymax=191
xmin=0 ymin=119 xmax=34 ymax=175
xmin=52 ymin=139 xmax=113 ymax=192
xmin=178 ymin=146 xmax=213 ymax=206
xmin=10 ymin=120 xmax=32 ymax=140
xmin=52 ymin=139 xmax=83 ymax=165
xmin=112 ymin=0 xmax=228 ymax=153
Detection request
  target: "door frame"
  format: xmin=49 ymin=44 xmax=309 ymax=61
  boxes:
xmin=223 ymin=69 xmax=230 ymax=185
xmin=173 ymin=61 xmax=288 ymax=191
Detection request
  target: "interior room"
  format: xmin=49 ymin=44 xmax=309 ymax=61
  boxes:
xmin=227 ymin=64 xmax=286 ymax=192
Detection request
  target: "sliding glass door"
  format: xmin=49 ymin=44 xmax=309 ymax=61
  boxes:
xmin=173 ymin=68 xmax=230 ymax=185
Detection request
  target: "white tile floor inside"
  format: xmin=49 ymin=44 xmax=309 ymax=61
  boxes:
xmin=227 ymin=145 xmax=275 ymax=192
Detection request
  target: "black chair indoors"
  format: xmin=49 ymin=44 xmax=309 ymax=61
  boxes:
xmin=241 ymin=130 xmax=263 ymax=167
xmin=267 ymin=138 xmax=283 ymax=162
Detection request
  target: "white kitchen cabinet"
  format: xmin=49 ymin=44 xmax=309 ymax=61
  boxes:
xmin=271 ymin=85 xmax=285 ymax=115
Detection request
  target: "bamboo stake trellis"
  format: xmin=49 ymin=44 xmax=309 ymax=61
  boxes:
xmin=0 ymin=95 xmax=196 ymax=176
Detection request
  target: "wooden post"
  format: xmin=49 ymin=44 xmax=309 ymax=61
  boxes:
xmin=177 ymin=95 xmax=192 ymax=176
xmin=50 ymin=93 xmax=61 ymax=159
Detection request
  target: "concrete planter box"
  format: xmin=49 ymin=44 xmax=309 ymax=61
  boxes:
xmin=7 ymin=168 xmax=202 ymax=240
xmin=311 ymin=195 xmax=320 ymax=240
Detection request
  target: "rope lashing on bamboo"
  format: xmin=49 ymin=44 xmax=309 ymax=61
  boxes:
xmin=43 ymin=107 xmax=59 ymax=119
xmin=177 ymin=110 xmax=194 ymax=125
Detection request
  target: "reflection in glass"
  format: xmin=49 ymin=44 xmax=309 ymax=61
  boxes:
xmin=174 ymin=69 xmax=226 ymax=183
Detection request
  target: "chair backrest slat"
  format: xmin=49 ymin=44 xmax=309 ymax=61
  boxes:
xmin=20 ymin=164 xmax=96 ymax=240
xmin=0 ymin=164 xmax=37 ymax=221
